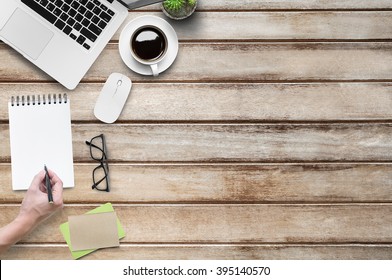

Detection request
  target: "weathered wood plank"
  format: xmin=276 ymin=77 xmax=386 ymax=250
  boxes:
xmin=1 ymin=0 xmax=391 ymax=261
xmin=115 ymin=11 xmax=392 ymax=41
xmin=1 ymin=164 xmax=392 ymax=203
xmin=3 ymin=12 xmax=392 ymax=42
xmin=3 ymin=244 xmax=392 ymax=260
xmin=1 ymin=43 xmax=392 ymax=83
xmin=143 ymin=1 xmax=392 ymax=10
xmin=0 ymin=205 xmax=391 ymax=243
xmin=5 ymin=11 xmax=392 ymax=42
xmin=2 ymin=123 xmax=392 ymax=162
xmin=2 ymin=83 xmax=392 ymax=122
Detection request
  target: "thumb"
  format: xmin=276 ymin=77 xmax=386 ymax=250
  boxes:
xmin=29 ymin=170 xmax=46 ymax=191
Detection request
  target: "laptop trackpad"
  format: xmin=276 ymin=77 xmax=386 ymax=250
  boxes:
xmin=1 ymin=8 xmax=53 ymax=60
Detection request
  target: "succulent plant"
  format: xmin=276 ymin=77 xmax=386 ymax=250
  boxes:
xmin=163 ymin=0 xmax=197 ymax=12
xmin=162 ymin=0 xmax=197 ymax=20
xmin=188 ymin=0 xmax=197 ymax=6
xmin=163 ymin=0 xmax=185 ymax=11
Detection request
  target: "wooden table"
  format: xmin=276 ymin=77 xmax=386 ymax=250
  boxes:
xmin=1 ymin=0 xmax=392 ymax=259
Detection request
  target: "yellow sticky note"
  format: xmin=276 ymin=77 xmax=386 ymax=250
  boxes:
xmin=59 ymin=203 xmax=125 ymax=259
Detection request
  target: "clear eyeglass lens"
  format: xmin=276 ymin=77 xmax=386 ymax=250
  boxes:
xmin=93 ymin=165 xmax=108 ymax=190
xmin=90 ymin=136 xmax=104 ymax=160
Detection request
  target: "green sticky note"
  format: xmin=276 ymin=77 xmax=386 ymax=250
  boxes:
xmin=59 ymin=202 xmax=126 ymax=259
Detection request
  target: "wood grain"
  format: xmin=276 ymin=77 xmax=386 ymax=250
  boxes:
xmin=3 ymin=244 xmax=392 ymax=260
xmin=1 ymin=2 xmax=392 ymax=261
xmin=4 ymin=11 xmax=392 ymax=43
xmin=1 ymin=163 xmax=392 ymax=203
xmin=2 ymin=83 xmax=392 ymax=122
xmin=115 ymin=11 xmax=392 ymax=41
xmin=3 ymin=123 xmax=392 ymax=162
xmin=1 ymin=43 xmax=392 ymax=83
xmin=0 ymin=205 xmax=391 ymax=243
xmin=144 ymin=1 xmax=392 ymax=10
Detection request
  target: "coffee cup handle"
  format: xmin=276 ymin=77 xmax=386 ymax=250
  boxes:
xmin=150 ymin=64 xmax=159 ymax=77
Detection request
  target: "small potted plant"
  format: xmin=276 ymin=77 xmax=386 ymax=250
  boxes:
xmin=162 ymin=0 xmax=197 ymax=20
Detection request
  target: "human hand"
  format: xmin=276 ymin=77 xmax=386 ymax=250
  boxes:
xmin=17 ymin=169 xmax=64 ymax=225
xmin=0 ymin=170 xmax=63 ymax=254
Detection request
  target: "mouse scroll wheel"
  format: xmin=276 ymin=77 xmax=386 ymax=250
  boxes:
xmin=117 ymin=80 xmax=122 ymax=86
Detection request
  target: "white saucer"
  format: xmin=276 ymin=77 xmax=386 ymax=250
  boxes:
xmin=119 ymin=15 xmax=178 ymax=76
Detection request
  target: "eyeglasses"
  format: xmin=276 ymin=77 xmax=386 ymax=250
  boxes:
xmin=85 ymin=134 xmax=110 ymax=192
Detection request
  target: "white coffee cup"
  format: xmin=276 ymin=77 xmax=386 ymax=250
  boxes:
xmin=130 ymin=25 xmax=168 ymax=76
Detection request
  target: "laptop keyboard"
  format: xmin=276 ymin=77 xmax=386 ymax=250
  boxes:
xmin=22 ymin=0 xmax=117 ymax=50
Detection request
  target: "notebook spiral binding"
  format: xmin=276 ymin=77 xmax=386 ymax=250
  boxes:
xmin=10 ymin=94 xmax=68 ymax=106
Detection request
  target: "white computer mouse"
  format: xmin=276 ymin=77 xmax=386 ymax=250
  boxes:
xmin=94 ymin=73 xmax=132 ymax=123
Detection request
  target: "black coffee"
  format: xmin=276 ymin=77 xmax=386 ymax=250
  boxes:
xmin=131 ymin=27 xmax=166 ymax=61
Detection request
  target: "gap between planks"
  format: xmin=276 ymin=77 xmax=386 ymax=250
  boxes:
xmin=11 ymin=242 xmax=392 ymax=247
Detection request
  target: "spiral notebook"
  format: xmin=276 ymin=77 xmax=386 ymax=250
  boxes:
xmin=8 ymin=94 xmax=74 ymax=190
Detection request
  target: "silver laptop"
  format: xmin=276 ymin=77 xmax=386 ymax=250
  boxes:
xmin=0 ymin=0 xmax=162 ymax=90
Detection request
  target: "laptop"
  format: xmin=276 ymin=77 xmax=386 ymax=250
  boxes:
xmin=0 ymin=0 xmax=162 ymax=90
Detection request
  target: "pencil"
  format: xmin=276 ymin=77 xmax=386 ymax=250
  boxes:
xmin=44 ymin=165 xmax=53 ymax=204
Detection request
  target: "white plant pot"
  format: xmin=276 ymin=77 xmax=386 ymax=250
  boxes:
xmin=162 ymin=0 xmax=197 ymax=20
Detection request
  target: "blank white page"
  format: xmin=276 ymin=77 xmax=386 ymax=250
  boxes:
xmin=8 ymin=95 xmax=74 ymax=190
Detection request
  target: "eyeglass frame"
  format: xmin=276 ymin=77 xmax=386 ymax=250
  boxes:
xmin=85 ymin=134 xmax=110 ymax=192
